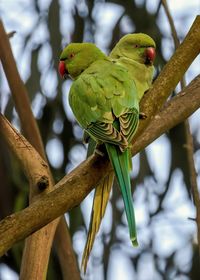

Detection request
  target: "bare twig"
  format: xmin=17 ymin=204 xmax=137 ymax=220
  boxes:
xmin=0 ymin=74 xmax=199 ymax=256
xmin=162 ymin=0 xmax=200 ymax=257
xmin=185 ymin=122 xmax=200 ymax=257
xmin=7 ymin=31 xmax=16 ymax=38
xmin=161 ymin=0 xmax=179 ymax=48
xmin=161 ymin=0 xmax=186 ymax=89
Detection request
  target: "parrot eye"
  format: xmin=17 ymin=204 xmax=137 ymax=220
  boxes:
xmin=134 ymin=44 xmax=139 ymax=48
xmin=69 ymin=53 xmax=75 ymax=59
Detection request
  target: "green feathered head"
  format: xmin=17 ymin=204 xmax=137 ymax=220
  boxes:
xmin=110 ymin=33 xmax=156 ymax=65
xmin=59 ymin=43 xmax=107 ymax=80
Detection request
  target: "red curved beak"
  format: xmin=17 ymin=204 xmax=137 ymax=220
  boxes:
xmin=145 ymin=47 xmax=156 ymax=64
xmin=58 ymin=61 xmax=68 ymax=78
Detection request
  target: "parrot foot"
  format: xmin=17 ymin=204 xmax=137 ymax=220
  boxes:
xmin=83 ymin=130 xmax=90 ymax=144
xmin=139 ymin=112 xmax=147 ymax=119
xmin=94 ymin=148 xmax=105 ymax=157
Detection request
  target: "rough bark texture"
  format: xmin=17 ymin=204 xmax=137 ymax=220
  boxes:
xmin=0 ymin=13 xmax=199 ymax=278
xmin=0 ymin=73 xmax=199 ymax=255
xmin=0 ymin=19 xmax=79 ymax=280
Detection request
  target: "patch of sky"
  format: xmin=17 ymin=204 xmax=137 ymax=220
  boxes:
xmin=46 ymin=137 xmax=64 ymax=168
xmin=146 ymin=134 xmax=171 ymax=183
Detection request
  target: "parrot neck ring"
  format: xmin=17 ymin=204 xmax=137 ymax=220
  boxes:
xmin=59 ymin=61 xmax=68 ymax=79
xmin=145 ymin=47 xmax=156 ymax=65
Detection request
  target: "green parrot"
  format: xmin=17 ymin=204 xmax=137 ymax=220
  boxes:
xmin=59 ymin=42 xmax=141 ymax=270
xmin=81 ymin=33 xmax=156 ymax=271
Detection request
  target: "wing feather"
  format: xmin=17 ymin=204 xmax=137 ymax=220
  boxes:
xmin=119 ymin=107 xmax=139 ymax=143
xmin=87 ymin=121 xmax=128 ymax=150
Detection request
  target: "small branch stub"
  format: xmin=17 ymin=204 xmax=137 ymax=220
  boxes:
xmin=37 ymin=176 xmax=49 ymax=191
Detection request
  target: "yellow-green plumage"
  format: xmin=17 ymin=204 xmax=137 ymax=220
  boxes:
xmin=110 ymin=33 xmax=155 ymax=101
xmin=60 ymin=42 xmax=139 ymax=261
xmin=68 ymin=56 xmax=139 ymax=272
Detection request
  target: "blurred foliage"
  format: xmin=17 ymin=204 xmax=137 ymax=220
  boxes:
xmin=0 ymin=0 xmax=199 ymax=279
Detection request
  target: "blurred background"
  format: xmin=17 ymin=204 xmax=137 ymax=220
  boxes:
xmin=0 ymin=0 xmax=200 ymax=279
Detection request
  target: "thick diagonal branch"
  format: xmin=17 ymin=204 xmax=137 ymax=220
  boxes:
xmin=0 ymin=15 xmax=199 ymax=269
xmin=0 ymin=74 xmax=199 ymax=256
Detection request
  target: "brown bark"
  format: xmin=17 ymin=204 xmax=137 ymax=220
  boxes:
xmin=0 ymin=73 xmax=199 ymax=256
xmin=0 ymin=19 xmax=79 ymax=280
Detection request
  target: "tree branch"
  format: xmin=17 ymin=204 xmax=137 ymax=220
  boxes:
xmin=0 ymin=74 xmax=199 ymax=256
xmin=131 ymin=75 xmax=200 ymax=155
xmin=0 ymin=115 xmax=50 ymax=196
xmin=161 ymin=0 xmax=186 ymax=89
xmin=161 ymin=0 xmax=180 ymax=48
xmin=0 ymin=15 xmax=199 ymax=271
xmin=0 ymin=20 xmax=45 ymax=157
xmin=7 ymin=31 xmax=16 ymax=38
xmin=162 ymin=0 xmax=200 ymax=257
xmin=54 ymin=216 xmax=80 ymax=280
xmin=185 ymin=121 xmax=200 ymax=257
xmin=0 ymin=114 xmax=60 ymax=277
xmin=0 ymin=20 xmax=79 ymax=279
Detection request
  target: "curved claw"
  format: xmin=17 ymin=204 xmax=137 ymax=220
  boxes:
xmin=139 ymin=112 xmax=147 ymax=119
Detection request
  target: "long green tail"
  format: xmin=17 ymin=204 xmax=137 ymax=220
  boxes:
xmin=105 ymin=143 xmax=138 ymax=246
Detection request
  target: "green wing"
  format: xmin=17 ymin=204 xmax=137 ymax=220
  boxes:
xmin=69 ymin=60 xmax=139 ymax=147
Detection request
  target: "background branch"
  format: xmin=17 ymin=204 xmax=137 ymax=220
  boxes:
xmin=0 ymin=114 xmax=50 ymax=194
xmin=0 ymin=73 xmax=199 ymax=256
xmin=0 ymin=21 xmax=44 ymax=156
xmin=162 ymin=0 xmax=200 ymax=258
xmin=0 ymin=20 xmax=79 ymax=279
xmin=0 ymin=114 xmax=60 ymax=279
